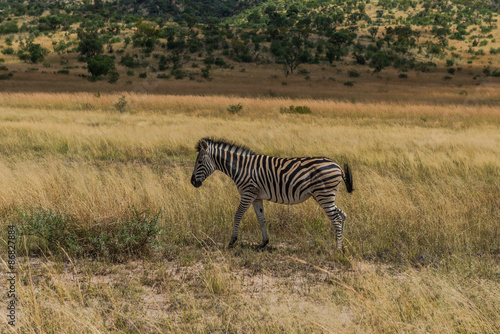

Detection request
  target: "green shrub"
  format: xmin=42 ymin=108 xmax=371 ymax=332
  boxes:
xmin=57 ymin=69 xmax=69 ymax=74
xmin=119 ymin=54 xmax=141 ymax=68
xmin=2 ymin=47 xmax=14 ymax=55
xmin=201 ymin=65 xmax=211 ymax=79
xmin=17 ymin=41 xmax=49 ymax=64
xmin=156 ymin=73 xmax=170 ymax=79
xmin=398 ymin=73 xmax=408 ymax=79
xmin=108 ymin=71 xmax=119 ymax=83
xmin=171 ymin=69 xmax=186 ymax=79
xmin=0 ymin=72 xmax=13 ymax=80
xmin=87 ymin=55 xmax=115 ymax=78
xmin=297 ymin=68 xmax=310 ymax=76
xmin=14 ymin=207 xmax=160 ymax=262
xmin=227 ymin=103 xmax=243 ymax=114
xmin=348 ymin=70 xmax=360 ymax=77
xmin=114 ymin=95 xmax=128 ymax=113
xmin=280 ymin=105 xmax=312 ymax=114
xmin=214 ymin=57 xmax=227 ymax=67
xmin=344 ymin=81 xmax=355 ymax=87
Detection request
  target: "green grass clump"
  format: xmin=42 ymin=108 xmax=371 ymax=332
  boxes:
xmin=280 ymin=105 xmax=312 ymax=114
xmin=14 ymin=207 xmax=160 ymax=262
xmin=227 ymin=103 xmax=243 ymax=114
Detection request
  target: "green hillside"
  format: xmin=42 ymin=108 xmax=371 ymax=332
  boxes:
xmin=0 ymin=0 xmax=498 ymax=88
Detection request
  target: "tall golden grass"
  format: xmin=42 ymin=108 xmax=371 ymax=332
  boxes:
xmin=0 ymin=92 xmax=499 ymax=333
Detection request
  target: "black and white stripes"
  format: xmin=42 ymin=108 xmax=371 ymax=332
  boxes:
xmin=191 ymin=138 xmax=353 ymax=250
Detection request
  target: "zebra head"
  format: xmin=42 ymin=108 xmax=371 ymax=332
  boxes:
xmin=191 ymin=139 xmax=216 ymax=188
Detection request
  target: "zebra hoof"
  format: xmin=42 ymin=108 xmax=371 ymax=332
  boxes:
xmin=256 ymin=240 xmax=269 ymax=250
xmin=228 ymin=237 xmax=237 ymax=249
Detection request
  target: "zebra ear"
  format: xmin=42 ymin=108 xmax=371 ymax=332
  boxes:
xmin=200 ymin=139 xmax=209 ymax=151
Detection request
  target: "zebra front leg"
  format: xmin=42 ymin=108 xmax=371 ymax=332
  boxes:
xmin=252 ymin=199 xmax=269 ymax=249
xmin=228 ymin=191 xmax=257 ymax=248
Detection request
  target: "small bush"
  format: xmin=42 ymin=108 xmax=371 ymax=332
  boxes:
xmin=280 ymin=105 xmax=312 ymax=114
xmin=204 ymin=56 xmax=215 ymax=65
xmin=201 ymin=66 xmax=211 ymax=79
xmin=57 ymin=69 xmax=69 ymax=74
xmin=447 ymin=68 xmax=455 ymax=75
xmin=0 ymin=65 xmax=8 ymax=71
xmin=171 ymin=69 xmax=186 ymax=80
xmin=114 ymin=95 xmax=128 ymax=113
xmin=443 ymin=76 xmax=452 ymax=80
xmin=0 ymin=72 xmax=13 ymax=80
xmin=398 ymin=73 xmax=408 ymax=79
xmin=87 ymin=55 xmax=115 ymax=78
xmin=156 ymin=73 xmax=170 ymax=79
xmin=139 ymin=72 xmax=147 ymax=78
xmin=490 ymin=47 xmax=500 ymax=55
xmin=297 ymin=68 xmax=310 ymax=76
xmin=108 ymin=71 xmax=119 ymax=83
xmin=119 ymin=54 xmax=141 ymax=68
xmin=214 ymin=57 xmax=227 ymax=67
xmin=2 ymin=47 xmax=14 ymax=55
xmin=227 ymin=103 xmax=243 ymax=114
xmin=348 ymin=70 xmax=360 ymax=78
xmin=344 ymin=81 xmax=355 ymax=87
xmin=14 ymin=207 xmax=161 ymax=262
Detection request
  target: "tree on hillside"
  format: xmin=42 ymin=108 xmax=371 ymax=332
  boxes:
xmin=271 ymin=36 xmax=304 ymax=76
xmin=77 ymin=29 xmax=104 ymax=59
xmin=17 ymin=39 xmax=48 ymax=64
xmin=325 ymin=29 xmax=356 ymax=63
xmin=368 ymin=27 xmax=379 ymax=39
xmin=133 ymin=19 xmax=159 ymax=53
xmin=87 ymin=55 xmax=115 ymax=79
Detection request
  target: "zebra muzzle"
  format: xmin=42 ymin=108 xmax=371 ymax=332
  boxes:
xmin=191 ymin=174 xmax=202 ymax=188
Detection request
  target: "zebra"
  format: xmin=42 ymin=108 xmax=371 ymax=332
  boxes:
xmin=191 ymin=138 xmax=353 ymax=251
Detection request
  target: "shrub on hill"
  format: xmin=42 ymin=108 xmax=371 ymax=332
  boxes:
xmin=87 ymin=55 xmax=115 ymax=78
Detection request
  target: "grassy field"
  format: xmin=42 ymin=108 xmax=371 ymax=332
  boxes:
xmin=0 ymin=90 xmax=499 ymax=333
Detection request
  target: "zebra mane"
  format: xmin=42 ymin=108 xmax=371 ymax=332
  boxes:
xmin=196 ymin=137 xmax=256 ymax=156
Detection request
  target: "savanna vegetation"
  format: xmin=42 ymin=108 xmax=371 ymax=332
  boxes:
xmin=0 ymin=0 xmax=498 ymax=90
xmin=0 ymin=0 xmax=499 ymax=333
xmin=0 ymin=91 xmax=498 ymax=332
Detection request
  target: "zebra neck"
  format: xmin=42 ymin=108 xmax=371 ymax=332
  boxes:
xmin=211 ymin=148 xmax=247 ymax=181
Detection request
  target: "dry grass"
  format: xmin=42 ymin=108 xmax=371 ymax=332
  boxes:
xmin=0 ymin=91 xmax=499 ymax=333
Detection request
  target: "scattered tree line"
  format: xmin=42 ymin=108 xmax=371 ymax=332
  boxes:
xmin=0 ymin=0 xmax=497 ymax=81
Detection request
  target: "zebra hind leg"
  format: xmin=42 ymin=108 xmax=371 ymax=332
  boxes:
xmin=252 ymin=199 xmax=269 ymax=249
xmin=334 ymin=208 xmax=347 ymax=252
xmin=316 ymin=200 xmax=347 ymax=252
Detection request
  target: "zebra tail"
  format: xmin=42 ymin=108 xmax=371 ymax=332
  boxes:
xmin=342 ymin=163 xmax=354 ymax=193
